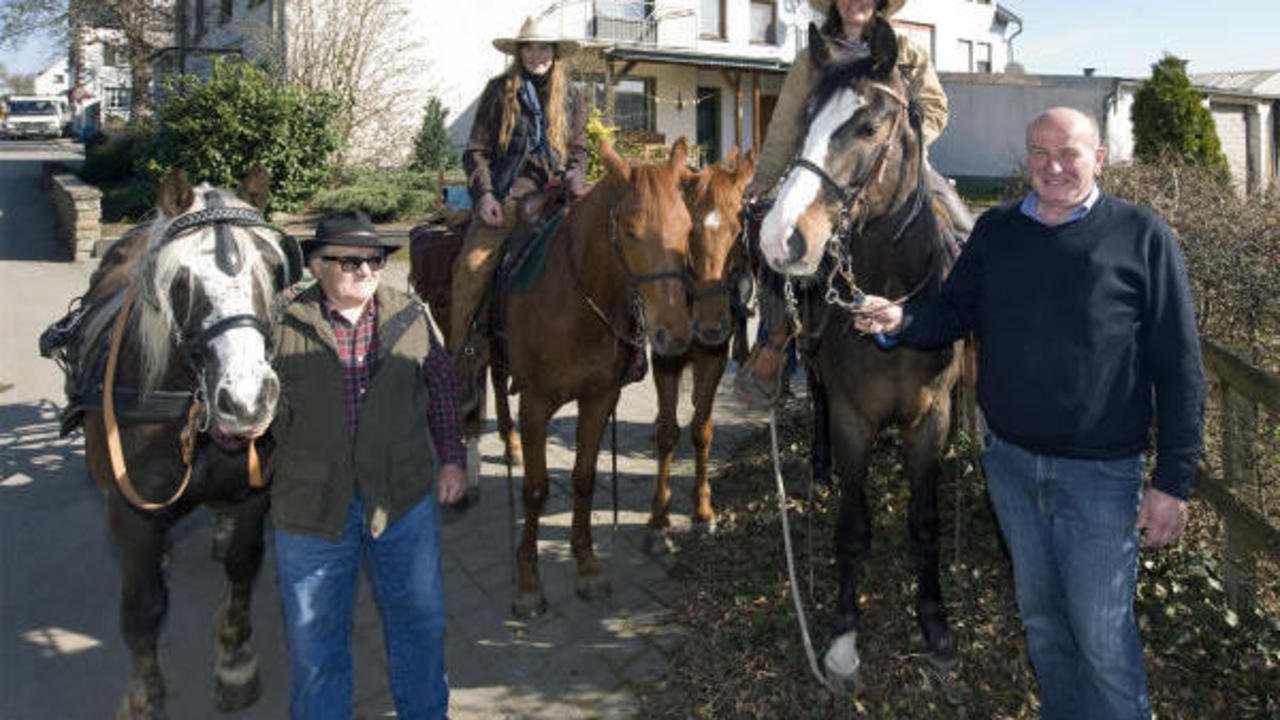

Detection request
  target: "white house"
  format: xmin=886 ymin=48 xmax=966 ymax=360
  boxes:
xmin=933 ymin=69 xmax=1280 ymax=194
xmin=155 ymin=0 xmax=1018 ymax=163
xmin=72 ymin=26 xmax=137 ymax=130
xmin=33 ymin=58 xmax=71 ymax=97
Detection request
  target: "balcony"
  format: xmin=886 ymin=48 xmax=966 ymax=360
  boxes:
xmin=588 ymin=0 xmax=696 ymax=48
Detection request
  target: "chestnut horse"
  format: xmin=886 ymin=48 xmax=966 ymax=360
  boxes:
xmin=505 ymin=139 xmax=694 ymax=617
xmin=647 ymin=148 xmax=755 ymax=551
xmin=42 ymin=168 xmax=299 ymax=718
xmin=756 ymin=22 xmax=961 ymax=688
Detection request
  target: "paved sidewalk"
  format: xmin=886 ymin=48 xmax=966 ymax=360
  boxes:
xmin=1 ymin=223 xmax=773 ymax=719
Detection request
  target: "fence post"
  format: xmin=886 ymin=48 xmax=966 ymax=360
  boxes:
xmin=1219 ymin=379 xmax=1258 ymax=614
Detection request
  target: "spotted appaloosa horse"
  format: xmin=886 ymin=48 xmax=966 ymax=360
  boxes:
xmin=756 ymin=21 xmax=961 ymax=689
xmin=49 ymin=167 xmax=300 ymax=718
xmin=646 ymin=147 xmax=755 ymax=552
xmin=504 ymin=139 xmax=694 ymax=618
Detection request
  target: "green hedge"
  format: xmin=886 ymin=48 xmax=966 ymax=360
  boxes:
xmin=310 ymin=168 xmax=439 ymax=223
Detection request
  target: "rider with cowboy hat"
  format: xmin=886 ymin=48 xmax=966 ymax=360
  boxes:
xmin=450 ymin=15 xmax=590 ymax=412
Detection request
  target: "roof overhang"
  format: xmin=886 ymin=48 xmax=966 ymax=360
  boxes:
xmin=599 ymin=45 xmax=792 ymax=73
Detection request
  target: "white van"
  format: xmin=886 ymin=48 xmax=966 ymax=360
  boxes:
xmin=2 ymin=95 xmax=69 ymax=139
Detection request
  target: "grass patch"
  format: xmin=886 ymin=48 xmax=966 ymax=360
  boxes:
xmin=637 ymin=400 xmax=1280 ymax=718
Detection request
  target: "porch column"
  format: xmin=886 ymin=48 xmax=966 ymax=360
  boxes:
xmin=752 ymin=70 xmax=761 ymax=149
xmin=718 ymin=68 xmax=743 ymax=150
xmin=605 ymin=59 xmax=616 ymax=127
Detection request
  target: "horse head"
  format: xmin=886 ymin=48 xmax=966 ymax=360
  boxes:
xmin=599 ymin=137 xmax=694 ymax=357
xmin=759 ymin=18 xmax=919 ymax=278
xmin=683 ymin=146 xmax=755 ymax=346
xmin=134 ymin=166 xmax=302 ymax=445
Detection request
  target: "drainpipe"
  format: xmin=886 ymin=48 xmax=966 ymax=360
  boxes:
xmin=998 ymin=5 xmax=1023 ymax=65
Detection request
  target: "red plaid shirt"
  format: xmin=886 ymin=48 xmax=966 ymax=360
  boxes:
xmin=322 ymin=298 xmax=465 ymax=469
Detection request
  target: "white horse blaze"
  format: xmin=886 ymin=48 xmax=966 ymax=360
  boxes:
xmin=760 ymin=88 xmax=864 ymax=277
xmin=702 ymin=210 xmax=722 ymax=231
xmin=189 ymin=228 xmax=279 ymax=434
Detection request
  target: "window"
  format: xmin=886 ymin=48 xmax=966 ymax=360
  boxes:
xmin=220 ymin=0 xmax=233 ymax=24
xmin=105 ymin=87 xmax=131 ymax=111
xmin=749 ymin=0 xmax=776 ymax=45
xmin=957 ymin=39 xmax=973 ymax=72
xmin=53 ymin=74 xmax=65 ymax=84
xmin=578 ymin=77 xmax=655 ymax=132
xmin=975 ymin=42 xmax=992 ymax=73
xmin=700 ymin=0 xmax=724 ymax=39
xmin=102 ymin=43 xmax=120 ymax=67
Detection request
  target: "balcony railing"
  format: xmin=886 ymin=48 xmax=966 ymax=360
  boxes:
xmin=588 ymin=1 xmax=695 ymax=47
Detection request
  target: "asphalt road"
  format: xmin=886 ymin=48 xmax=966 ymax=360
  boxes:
xmin=0 ymin=143 xmax=773 ymax=719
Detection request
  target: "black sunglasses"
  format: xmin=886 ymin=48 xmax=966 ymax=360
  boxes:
xmin=321 ymin=254 xmax=387 ymax=272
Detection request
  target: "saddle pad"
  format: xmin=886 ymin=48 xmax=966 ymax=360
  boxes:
xmin=507 ymin=213 xmax=565 ymax=294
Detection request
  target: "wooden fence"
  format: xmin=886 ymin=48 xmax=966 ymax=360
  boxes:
xmin=1197 ymin=339 xmax=1280 ymax=613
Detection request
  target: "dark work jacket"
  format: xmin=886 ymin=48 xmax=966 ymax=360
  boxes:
xmin=270 ymin=284 xmax=439 ymax=540
xmin=897 ymin=193 xmax=1206 ymax=499
xmin=464 ymin=74 xmax=588 ymax=202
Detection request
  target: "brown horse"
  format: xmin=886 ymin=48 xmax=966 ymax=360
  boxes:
xmin=42 ymin=168 xmax=298 ymax=718
xmin=647 ymin=148 xmax=755 ymax=551
xmin=756 ymin=22 xmax=961 ymax=689
xmin=505 ymin=138 xmax=694 ymax=617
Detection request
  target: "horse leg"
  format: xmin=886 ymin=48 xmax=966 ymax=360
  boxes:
xmin=645 ymin=357 xmax=680 ymax=555
xmin=512 ymin=395 xmax=552 ymax=618
xmin=107 ymin=494 xmax=170 ymax=720
xmin=491 ymin=359 xmax=522 ymax=466
xmin=902 ymin=398 xmax=960 ymax=675
xmin=808 ymin=365 xmax=833 ymax=487
xmin=688 ymin=346 xmax=728 ymax=532
xmin=212 ymin=493 xmax=268 ymax=711
xmin=823 ymin=406 xmax=877 ymax=693
xmin=570 ymin=388 xmax=620 ymax=601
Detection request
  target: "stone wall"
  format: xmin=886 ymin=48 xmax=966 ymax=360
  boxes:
xmin=51 ymin=174 xmax=101 ymax=260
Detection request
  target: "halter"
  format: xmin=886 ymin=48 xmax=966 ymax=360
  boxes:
xmin=782 ymin=80 xmax=914 ymax=247
xmin=104 ymin=200 xmax=283 ymax=511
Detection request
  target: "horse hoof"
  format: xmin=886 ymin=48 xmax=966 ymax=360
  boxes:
xmin=115 ymin=696 xmax=168 ymax=720
xmin=823 ymin=631 xmax=863 ymax=695
xmin=926 ymin=644 xmax=960 ymax=677
xmin=512 ymin=591 xmax=548 ymax=619
xmin=575 ymin=572 xmax=612 ymax=601
xmin=643 ymin=528 xmax=674 ymax=556
xmin=694 ymin=516 xmax=718 ymax=535
xmin=215 ymin=673 xmax=261 ymax=712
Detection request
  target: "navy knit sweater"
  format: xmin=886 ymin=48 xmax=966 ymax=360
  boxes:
xmin=899 ymin=192 xmax=1206 ymax=499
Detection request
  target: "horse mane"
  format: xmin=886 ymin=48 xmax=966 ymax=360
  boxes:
xmin=77 ymin=185 xmax=283 ymax=391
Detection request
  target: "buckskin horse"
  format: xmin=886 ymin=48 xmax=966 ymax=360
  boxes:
xmin=756 ymin=21 xmax=961 ymax=689
xmin=41 ymin=167 xmax=300 ymax=718
xmin=504 ymin=138 xmax=694 ymax=617
xmin=646 ymin=147 xmax=755 ymax=552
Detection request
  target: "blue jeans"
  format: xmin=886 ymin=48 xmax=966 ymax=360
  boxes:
xmin=982 ymin=434 xmax=1151 ymax=720
xmin=274 ymin=492 xmax=449 ymax=720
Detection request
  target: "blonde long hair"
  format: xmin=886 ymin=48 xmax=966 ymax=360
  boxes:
xmin=496 ymin=50 xmax=569 ymax=161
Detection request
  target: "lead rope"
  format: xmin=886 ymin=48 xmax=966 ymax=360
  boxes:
xmin=769 ymin=407 xmax=836 ymax=693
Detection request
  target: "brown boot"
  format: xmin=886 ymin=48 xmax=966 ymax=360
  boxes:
xmin=733 ymin=340 xmax=787 ymax=408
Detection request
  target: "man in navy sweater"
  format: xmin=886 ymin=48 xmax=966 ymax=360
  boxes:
xmin=857 ymin=107 xmax=1205 ymax=720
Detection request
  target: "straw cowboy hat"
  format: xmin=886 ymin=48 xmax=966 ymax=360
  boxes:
xmin=809 ymin=0 xmax=906 ymax=16
xmin=492 ymin=16 xmax=581 ymax=58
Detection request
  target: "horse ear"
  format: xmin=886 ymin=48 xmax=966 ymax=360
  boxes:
xmin=668 ymin=137 xmax=689 ymax=170
xmin=808 ymin=23 xmax=831 ymax=69
xmin=868 ymin=16 xmax=899 ymax=78
xmin=238 ymin=164 xmax=271 ymax=213
xmin=158 ymin=168 xmax=194 ymax=218
xmin=600 ymin=138 xmax=631 ymax=184
xmin=735 ymin=148 xmax=758 ymax=185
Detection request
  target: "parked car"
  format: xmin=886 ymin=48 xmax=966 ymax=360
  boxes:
xmin=2 ymin=96 xmax=69 ymax=139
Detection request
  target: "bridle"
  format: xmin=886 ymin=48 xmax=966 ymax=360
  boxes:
xmin=783 ymin=79 xmax=922 ymax=248
xmin=776 ymin=77 xmax=934 ymax=342
xmin=104 ymin=201 xmax=289 ymax=511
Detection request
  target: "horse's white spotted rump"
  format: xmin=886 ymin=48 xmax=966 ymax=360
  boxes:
xmin=760 ymin=88 xmax=864 ymax=276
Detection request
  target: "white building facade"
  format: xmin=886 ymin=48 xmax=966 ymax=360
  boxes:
xmin=158 ymin=0 xmax=1018 ymax=164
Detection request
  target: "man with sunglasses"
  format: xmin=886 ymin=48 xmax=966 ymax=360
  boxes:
xmin=269 ymin=209 xmax=465 ymax=719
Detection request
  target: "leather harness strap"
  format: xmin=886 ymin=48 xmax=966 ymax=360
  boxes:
xmin=103 ymin=282 xmax=194 ymax=511
xmin=103 ymin=280 xmax=266 ymax=509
